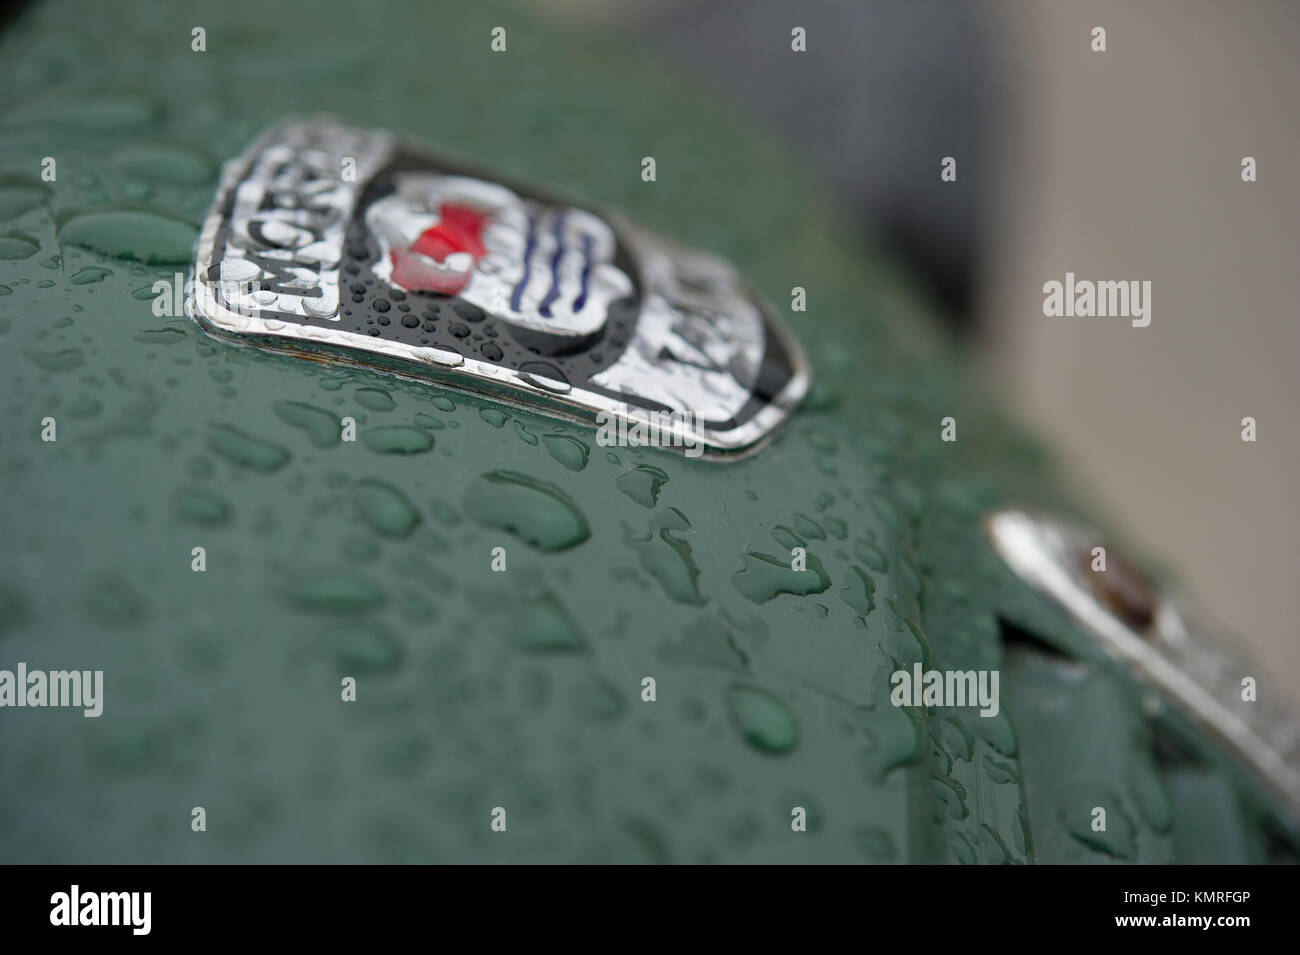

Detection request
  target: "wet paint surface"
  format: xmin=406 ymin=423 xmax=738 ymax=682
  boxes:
xmin=0 ymin=0 xmax=1294 ymax=863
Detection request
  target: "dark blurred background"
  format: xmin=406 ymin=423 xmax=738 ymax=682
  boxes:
xmin=543 ymin=0 xmax=992 ymax=328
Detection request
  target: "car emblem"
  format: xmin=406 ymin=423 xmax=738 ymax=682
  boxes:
xmin=189 ymin=117 xmax=810 ymax=457
xmin=985 ymin=509 xmax=1300 ymax=819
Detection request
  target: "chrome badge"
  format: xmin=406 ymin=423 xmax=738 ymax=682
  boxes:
xmin=985 ymin=508 xmax=1300 ymax=819
xmin=190 ymin=118 xmax=809 ymax=457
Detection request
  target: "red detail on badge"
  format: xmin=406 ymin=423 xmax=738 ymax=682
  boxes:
xmin=389 ymin=202 xmax=488 ymax=295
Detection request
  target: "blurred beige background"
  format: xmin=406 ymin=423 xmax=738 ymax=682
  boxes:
xmin=982 ymin=0 xmax=1299 ymax=700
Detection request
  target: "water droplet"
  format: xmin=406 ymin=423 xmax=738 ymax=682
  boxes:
xmin=770 ymin=526 xmax=802 ymax=551
xmin=66 ymin=396 xmax=101 ymax=418
xmin=853 ymin=826 xmax=897 ymax=861
xmin=479 ymin=407 xmax=509 ymax=428
xmin=542 ymin=433 xmax=589 ymax=471
xmin=0 ymin=584 xmax=28 ymax=635
xmin=1063 ymin=787 xmax=1137 ymax=860
xmin=354 ymin=387 xmax=395 ymax=412
xmin=113 ymin=141 xmax=213 ymax=184
xmin=731 ymin=551 xmax=830 ymax=603
xmin=0 ymin=231 xmax=40 ymax=260
xmin=206 ymin=424 xmax=291 ymax=472
xmin=726 ymin=684 xmax=798 ymax=754
xmin=982 ymin=754 xmax=1018 ymax=784
xmin=132 ymin=328 xmax=187 ymax=345
xmin=352 ymin=479 xmax=421 ymax=539
xmin=172 ymin=487 xmax=231 ymax=526
xmin=622 ymin=508 xmax=704 ymax=605
xmin=793 ymin=512 xmax=825 ymax=540
xmin=429 ymin=499 xmax=461 ymax=526
xmin=320 ymin=621 xmax=403 ymax=673
xmin=69 ymin=265 xmax=113 ymax=285
xmin=516 ymin=361 xmax=570 ymax=394
xmin=81 ymin=575 xmax=148 ymax=627
xmin=361 ymin=426 xmax=434 ymax=454
xmin=512 ymin=591 xmax=586 ymax=651
xmin=931 ymin=772 xmax=970 ymax=820
xmin=0 ymin=177 xmax=50 ymax=220
xmin=89 ymin=730 xmax=169 ymax=776
xmin=272 ymin=400 xmax=340 ymax=448
xmin=839 ymin=565 xmax=875 ymax=618
xmin=971 ymin=709 xmax=1017 ymax=757
xmin=586 ymin=818 xmax=670 ymax=864
xmin=25 ymin=348 xmax=84 ymax=372
xmin=410 ymin=412 xmax=443 ymax=430
xmin=568 ymin=675 xmax=625 ymax=722
xmin=616 ymin=465 xmax=669 ymax=508
xmin=859 ymin=706 xmax=926 ymax=781
xmin=289 ymin=573 xmax=385 ymax=614
xmin=513 ymin=419 xmax=538 ymax=446
xmin=301 ymin=296 xmax=336 ymax=319
xmin=464 ymin=471 xmax=589 ymax=551
xmin=804 ymin=426 xmax=837 ymax=454
xmin=854 ymin=538 xmax=889 ymax=573
xmin=59 ymin=206 xmax=198 ymax=264
xmin=950 ymin=832 xmax=978 ymax=865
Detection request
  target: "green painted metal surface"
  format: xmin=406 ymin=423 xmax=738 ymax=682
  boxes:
xmin=0 ymin=0 xmax=1294 ymax=862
